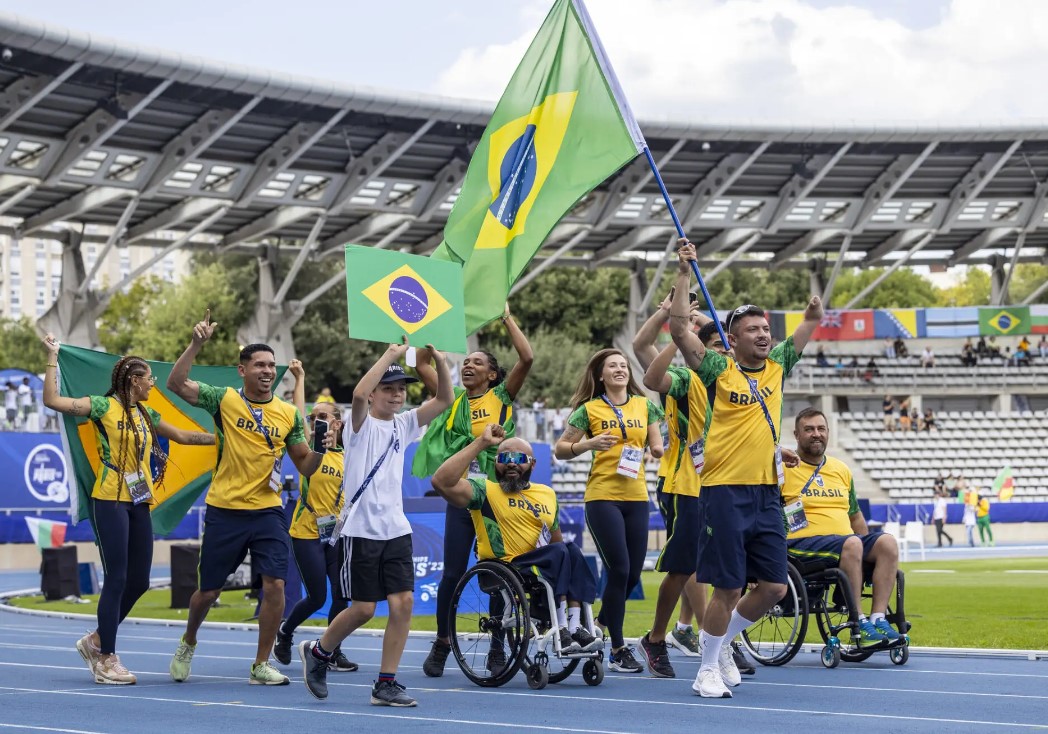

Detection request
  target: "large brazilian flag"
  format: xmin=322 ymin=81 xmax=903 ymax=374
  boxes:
xmin=435 ymin=0 xmax=646 ymax=333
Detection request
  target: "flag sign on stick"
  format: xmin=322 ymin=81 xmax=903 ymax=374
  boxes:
xmin=24 ymin=516 xmax=66 ymax=549
xmin=993 ymin=466 xmax=1015 ymax=501
xmin=346 ymin=245 xmax=467 ymax=353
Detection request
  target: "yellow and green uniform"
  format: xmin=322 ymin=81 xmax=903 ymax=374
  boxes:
xmin=781 ymin=456 xmax=858 ymax=539
xmin=568 ymin=394 xmax=664 ymax=502
xmin=412 ymin=383 xmax=514 ymax=480
xmin=87 ymin=396 xmax=162 ymax=502
xmin=658 ymin=366 xmax=712 ymax=499
xmin=695 ymin=337 xmax=801 ymax=486
xmin=467 ymin=383 xmax=514 ymax=439
xmin=977 ymin=498 xmax=990 ymax=518
xmin=467 ymin=479 xmax=559 ymax=561
xmin=290 ymin=447 xmax=344 ymax=540
xmin=196 ymin=383 xmax=305 ymax=510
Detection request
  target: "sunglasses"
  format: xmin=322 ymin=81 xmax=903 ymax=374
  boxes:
xmin=135 ymin=374 xmax=157 ymax=384
xmin=496 ymin=451 xmax=531 ymax=465
xmin=726 ymin=304 xmax=758 ymax=332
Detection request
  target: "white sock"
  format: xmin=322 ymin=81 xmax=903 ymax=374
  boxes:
xmin=724 ymin=610 xmax=756 ymax=642
xmin=699 ymin=631 xmax=726 ymax=671
xmin=557 ymin=601 xmax=568 ymax=628
xmin=676 ymin=622 xmax=692 ymax=632
xmin=870 ymin=613 xmax=885 ymax=624
xmin=567 ymin=606 xmax=581 ymax=633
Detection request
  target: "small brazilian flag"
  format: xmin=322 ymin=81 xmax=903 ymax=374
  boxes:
xmin=435 ymin=0 xmax=646 ymax=333
xmin=346 ymin=245 xmax=467 ymax=353
xmin=979 ymin=306 xmax=1030 ymax=336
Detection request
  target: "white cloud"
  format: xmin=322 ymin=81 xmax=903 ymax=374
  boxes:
xmin=434 ymin=0 xmax=1048 ymax=124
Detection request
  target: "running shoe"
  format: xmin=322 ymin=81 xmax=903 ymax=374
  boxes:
xmin=250 ymin=660 xmax=290 ymax=686
xmin=94 ymin=655 xmax=136 ymax=685
xmin=571 ymin=626 xmax=602 ymax=652
xmin=668 ymin=626 xmax=701 ymax=657
xmin=858 ymin=618 xmax=888 ymax=648
xmin=299 ymin=640 xmax=329 ymax=700
xmin=329 ymin=650 xmax=359 ymax=672
xmin=273 ymin=623 xmax=293 ymax=665
xmin=608 ymin=645 xmax=644 ymax=673
xmin=873 ymin=618 xmax=902 ymax=643
xmin=717 ymin=640 xmax=741 ymax=687
xmin=731 ymin=641 xmax=756 ymax=676
xmin=76 ymin=632 xmax=101 ymax=675
xmin=169 ymin=635 xmax=196 ymax=682
xmin=422 ymin=639 xmax=451 ymax=678
xmin=486 ymin=642 xmax=507 ymax=673
xmin=640 ymin=633 xmax=675 ymax=678
xmin=371 ymin=679 xmax=417 ymax=707
xmin=692 ymin=666 xmax=732 ymax=698
xmin=558 ymin=628 xmax=583 ymax=655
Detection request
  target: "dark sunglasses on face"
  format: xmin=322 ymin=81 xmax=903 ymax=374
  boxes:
xmin=496 ymin=451 xmax=531 ymax=465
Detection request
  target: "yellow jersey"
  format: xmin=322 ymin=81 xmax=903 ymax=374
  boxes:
xmin=695 ymin=337 xmax=800 ymax=486
xmin=781 ymin=456 xmax=858 ymax=538
xmin=196 ymin=383 xmax=305 ymax=510
xmin=290 ymin=447 xmax=344 ymax=540
xmin=467 ymin=383 xmax=514 ymax=438
xmin=657 ymin=366 xmax=711 ymax=498
xmin=467 ymin=479 xmax=560 ymax=562
xmin=568 ymin=394 xmax=663 ymax=502
xmin=87 ymin=396 xmax=162 ymax=502
xmin=977 ymin=498 xmax=990 ymax=518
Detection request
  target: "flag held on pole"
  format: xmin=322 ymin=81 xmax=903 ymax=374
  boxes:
xmin=24 ymin=516 xmax=67 ymax=549
xmin=993 ymin=465 xmax=1015 ymax=501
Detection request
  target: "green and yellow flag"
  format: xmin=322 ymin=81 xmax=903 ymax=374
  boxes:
xmin=345 ymin=245 xmax=467 ymax=353
xmin=59 ymin=345 xmax=285 ymax=536
xmin=979 ymin=306 xmax=1030 ymax=336
xmin=993 ymin=466 xmax=1015 ymax=501
xmin=435 ymin=0 xmax=646 ymax=332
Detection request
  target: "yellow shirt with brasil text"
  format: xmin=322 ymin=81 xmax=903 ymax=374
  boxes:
xmin=467 ymin=479 xmax=560 ymax=562
xmin=466 ymin=382 xmax=514 ymax=438
xmin=196 ymin=383 xmax=305 ymax=510
xmin=568 ymin=394 xmax=663 ymax=503
xmin=694 ymin=337 xmax=800 ymax=487
xmin=658 ymin=366 xmax=711 ymax=498
xmin=290 ymin=447 xmax=344 ymax=540
xmin=87 ymin=396 xmax=162 ymax=502
xmin=781 ymin=456 xmax=858 ymax=539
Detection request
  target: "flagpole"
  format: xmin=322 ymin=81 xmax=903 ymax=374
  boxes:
xmin=641 ymin=146 xmax=730 ymax=350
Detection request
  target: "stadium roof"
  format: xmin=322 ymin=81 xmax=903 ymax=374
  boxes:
xmin=1 ymin=11 xmax=1048 ymax=298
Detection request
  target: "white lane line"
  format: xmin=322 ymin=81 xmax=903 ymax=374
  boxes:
xmin=0 ymin=725 xmax=109 ymax=734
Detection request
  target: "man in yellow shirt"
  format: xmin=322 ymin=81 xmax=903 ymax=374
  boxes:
xmin=782 ymin=408 xmax=902 ymax=648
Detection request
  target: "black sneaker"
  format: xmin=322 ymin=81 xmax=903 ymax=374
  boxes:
xmin=486 ymin=642 xmax=507 ymax=673
xmin=609 ymin=645 xmax=644 ymax=673
xmin=299 ymin=640 xmax=329 ymax=700
xmin=571 ymin=627 xmax=602 ymax=652
xmin=273 ymin=623 xmax=293 ymax=666
xmin=558 ymin=628 xmax=583 ymax=655
xmin=422 ymin=639 xmax=451 ymax=678
xmin=371 ymin=679 xmax=417 ymax=707
xmin=640 ymin=633 xmax=676 ymax=678
xmin=731 ymin=641 xmax=756 ymax=676
xmin=328 ymin=650 xmax=359 ymax=672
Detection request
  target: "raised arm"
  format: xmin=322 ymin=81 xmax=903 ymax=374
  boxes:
xmin=668 ymin=241 xmax=706 ymax=369
xmin=415 ymin=346 xmax=454 ymax=427
xmin=154 ymin=420 xmax=215 ymax=445
xmin=412 ymin=346 xmax=439 ymax=397
xmin=632 ymin=290 xmax=673 ymax=372
xmin=351 ymin=339 xmax=411 ymax=431
xmin=166 ymin=309 xmax=217 ymax=406
xmin=431 ymin=424 xmax=505 ymax=507
xmin=791 ymin=296 xmax=824 ymax=355
xmin=643 ymin=343 xmax=678 ymax=394
xmin=501 ymin=304 xmax=534 ymax=400
xmin=289 ymin=359 xmax=306 ymax=425
xmin=40 ymin=334 xmax=92 ymax=417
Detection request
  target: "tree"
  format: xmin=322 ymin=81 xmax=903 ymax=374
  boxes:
xmin=98 ymin=276 xmax=168 ymax=355
xmin=0 ymin=317 xmax=46 ymax=373
xmin=828 ymin=267 xmax=939 ymax=309
xmin=938 ymin=267 xmax=991 ymax=307
xmin=488 ymin=329 xmax=596 ymax=407
xmin=704 ymin=266 xmax=812 ymax=311
xmin=1008 ymin=263 xmax=1048 ymax=304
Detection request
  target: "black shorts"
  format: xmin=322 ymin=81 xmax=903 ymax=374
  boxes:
xmin=656 ymin=493 xmax=699 ymax=575
xmin=696 ymin=485 xmax=787 ymax=590
xmin=656 ymin=479 xmax=675 ymax=535
xmin=339 ymin=534 xmax=414 ymax=603
xmin=787 ymin=532 xmax=886 ymax=564
xmin=198 ymin=505 xmax=290 ymax=591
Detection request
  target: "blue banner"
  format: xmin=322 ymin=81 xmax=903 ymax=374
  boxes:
xmin=0 ymin=432 xmax=72 ymax=510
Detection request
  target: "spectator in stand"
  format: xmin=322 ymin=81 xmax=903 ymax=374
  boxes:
xmin=863 ymin=357 xmax=879 ymax=383
xmin=899 ymin=400 xmax=912 ymax=431
xmin=4 ymin=382 xmax=18 ymax=430
xmin=921 ymin=346 xmax=935 ymax=369
xmin=1018 ymin=336 xmax=1031 ymax=354
xmin=815 ymin=346 xmax=830 ymax=368
xmin=552 ymin=406 xmax=567 ymax=441
xmin=532 ymin=397 xmax=547 ymax=441
xmin=882 ymin=395 xmax=896 ymax=432
xmin=953 ymin=473 xmax=968 ymax=498
xmin=987 ymin=336 xmax=1001 ymax=358
xmin=883 ymin=337 xmax=896 ymax=359
xmin=976 ymin=336 xmax=989 ymax=357
xmin=1039 ymin=335 xmax=1048 ymax=360
xmin=893 ymin=337 xmax=909 ymax=358
xmin=846 ymin=356 xmax=860 ymax=377
xmin=1014 ymin=346 xmax=1032 ymax=368
xmin=314 ymin=387 xmax=336 ymax=405
xmin=835 ymin=357 xmax=846 ymax=374
xmin=931 ymin=489 xmax=953 ymax=547
xmin=1003 ymin=346 xmax=1013 ymax=365
xmin=923 ymin=407 xmax=936 ymax=431
xmin=910 ymin=407 xmax=920 ymax=433
xmin=18 ymin=377 xmax=34 ymax=425
xmin=932 ymin=472 xmax=946 ymax=495
xmin=960 ymin=342 xmax=978 ymax=368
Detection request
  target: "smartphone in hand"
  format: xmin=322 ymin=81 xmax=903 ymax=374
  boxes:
xmin=312 ymin=419 xmax=329 ymax=453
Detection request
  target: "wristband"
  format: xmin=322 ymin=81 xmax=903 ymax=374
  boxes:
xmin=46 ymin=363 xmax=58 ymax=368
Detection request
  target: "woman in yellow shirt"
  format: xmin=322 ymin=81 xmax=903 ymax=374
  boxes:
xmin=556 ymin=348 xmax=663 ymax=672
xmin=42 ymin=334 xmax=213 ymax=686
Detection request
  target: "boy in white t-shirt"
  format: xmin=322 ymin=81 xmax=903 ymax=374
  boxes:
xmin=300 ymin=341 xmax=452 ymax=707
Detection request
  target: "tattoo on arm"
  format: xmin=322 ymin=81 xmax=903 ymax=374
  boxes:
xmin=559 ymin=426 xmax=584 ymax=442
xmin=70 ymin=402 xmax=83 ymax=416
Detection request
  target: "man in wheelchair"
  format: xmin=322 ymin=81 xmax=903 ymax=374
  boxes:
xmin=431 ymin=424 xmax=601 ymax=656
xmin=782 ymin=408 xmax=903 ymax=648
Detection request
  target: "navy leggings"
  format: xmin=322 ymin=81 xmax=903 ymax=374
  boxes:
xmin=89 ymin=499 xmax=154 ymax=654
xmin=285 ymin=537 xmax=349 ymax=632
xmin=436 ymin=504 xmax=476 ymax=639
xmin=585 ymin=500 xmax=648 ymax=648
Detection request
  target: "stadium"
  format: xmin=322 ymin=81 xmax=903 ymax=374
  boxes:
xmin=0 ymin=4 xmax=1046 ymax=733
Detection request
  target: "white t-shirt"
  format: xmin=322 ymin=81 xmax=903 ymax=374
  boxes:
xmin=17 ymin=384 xmax=31 ymax=407
xmin=340 ymin=408 xmax=423 ymax=541
xmin=933 ymin=496 xmax=948 ymax=520
xmin=963 ymin=503 xmax=976 ymax=526
xmin=4 ymin=390 xmax=16 ymax=410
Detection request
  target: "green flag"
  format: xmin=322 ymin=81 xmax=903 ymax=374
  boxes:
xmin=58 ymin=345 xmax=285 ymax=536
xmin=993 ymin=466 xmax=1015 ymax=501
xmin=436 ymin=0 xmax=646 ymax=332
xmin=979 ymin=306 xmax=1030 ymax=336
xmin=345 ymin=245 xmax=467 ymax=353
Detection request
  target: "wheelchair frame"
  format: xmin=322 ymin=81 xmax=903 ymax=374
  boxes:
xmin=448 ymin=559 xmax=605 ymax=690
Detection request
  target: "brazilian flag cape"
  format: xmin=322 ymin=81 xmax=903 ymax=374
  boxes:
xmin=411 ymin=386 xmax=516 ymax=479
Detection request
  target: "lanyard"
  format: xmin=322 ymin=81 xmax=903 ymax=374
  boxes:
xmin=798 ymin=457 xmax=826 ymax=495
xmin=347 ymin=425 xmax=398 ymax=508
xmin=736 ymin=364 xmax=778 ymax=444
xmin=101 ymin=406 xmax=149 ymax=475
xmin=239 ymin=389 xmax=275 ymax=452
xmin=599 ymin=395 xmax=630 ymax=440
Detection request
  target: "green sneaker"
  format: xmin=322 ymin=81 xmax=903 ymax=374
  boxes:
xmin=668 ymin=626 xmax=701 ymax=657
xmin=873 ymin=618 xmax=902 ymax=643
xmin=250 ymin=660 xmax=290 ymax=686
xmin=170 ymin=635 xmax=196 ymax=682
xmin=857 ymin=619 xmax=888 ymax=648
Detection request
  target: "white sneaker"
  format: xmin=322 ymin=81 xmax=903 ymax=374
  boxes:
xmin=692 ymin=667 xmax=732 ymax=698
xmin=718 ymin=640 xmax=741 ymax=687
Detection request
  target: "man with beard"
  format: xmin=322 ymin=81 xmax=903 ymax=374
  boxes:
xmin=431 ymin=424 xmax=600 ymax=656
xmin=782 ymin=408 xmax=902 ymax=647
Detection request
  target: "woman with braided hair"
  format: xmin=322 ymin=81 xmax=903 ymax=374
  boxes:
xmin=42 ymin=334 xmax=214 ymax=685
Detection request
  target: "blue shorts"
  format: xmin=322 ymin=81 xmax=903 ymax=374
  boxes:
xmin=198 ymin=505 xmax=290 ymax=591
xmin=656 ymin=493 xmax=699 ymax=575
xmin=696 ymin=485 xmax=787 ymax=590
xmin=787 ymin=531 xmax=886 ymax=565
xmin=512 ymin=542 xmax=596 ymax=604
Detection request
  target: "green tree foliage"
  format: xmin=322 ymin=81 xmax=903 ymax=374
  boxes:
xmin=488 ymin=329 xmax=596 ymax=407
xmin=703 ymin=267 xmax=812 ymax=311
xmin=98 ymin=276 xmax=167 ymax=355
xmin=938 ymin=267 xmax=991 ymax=307
xmin=1008 ymin=264 xmax=1048 ymax=304
xmin=828 ymin=267 xmax=940 ymax=309
xmin=0 ymin=317 xmax=46 ymax=373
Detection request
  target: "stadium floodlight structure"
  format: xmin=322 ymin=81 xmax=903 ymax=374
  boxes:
xmin=1 ymin=13 xmax=1047 ymax=358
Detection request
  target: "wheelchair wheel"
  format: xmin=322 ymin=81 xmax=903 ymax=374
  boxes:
xmin=526 ymin=662 xmax=549 ymax=690
xmin=582 ymin=657 xmax=604 ymax=686
xmin=820 ymin=644 xmax=841 ymax=669
xmin=450 ymin=561 xmax=530 ymax=687
xmin=742 ymin=563 xmax=808 ymax=666
xmin=547 ymin=656 xmax=580 ymax=684
xmin=889 ymin=644 xmax=909 ymax=666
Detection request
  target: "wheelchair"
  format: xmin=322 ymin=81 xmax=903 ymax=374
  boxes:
xmin=740 ymin=557 xmax=911 ymax=669
xmin=449 ymin=559 xmax=605 ymax=689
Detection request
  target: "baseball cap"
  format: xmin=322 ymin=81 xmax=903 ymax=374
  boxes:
xmin=379 ymin=364 xmax=419 ymax=384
